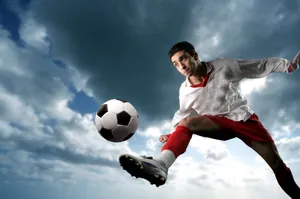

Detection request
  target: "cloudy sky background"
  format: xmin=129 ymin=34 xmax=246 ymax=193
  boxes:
xmin=0 ymin=0 xmax=300 ymax=198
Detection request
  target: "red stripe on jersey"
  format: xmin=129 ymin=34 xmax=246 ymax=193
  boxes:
xmin=190 ymin=71 xmax=212 ymax=88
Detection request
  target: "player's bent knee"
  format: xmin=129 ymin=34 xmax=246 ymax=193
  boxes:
xmin=178 ymin=117 xmax=189 ymax=126
xmin=178 ymin=116 xmax=207 ymax=132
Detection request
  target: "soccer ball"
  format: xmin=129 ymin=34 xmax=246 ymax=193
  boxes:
xmin=95 ymin=99 xmax=139 ymax=142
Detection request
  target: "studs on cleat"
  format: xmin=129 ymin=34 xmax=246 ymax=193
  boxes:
xmin=135 ymin=162 xmax=142 ymax=169
xmin=120 ymin=154 xmax=166 ymax=188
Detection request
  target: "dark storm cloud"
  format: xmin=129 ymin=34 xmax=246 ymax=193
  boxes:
xmin=185 ymin=0 xmax=300 ymax=130
xmin=23 ymin=0 xmax=300 ymax=127
xmin=187 ymin=0 xmax=300 ymax=59
xmin=276 ymin=137 xmax=300 ymax=157
xmin=245 ymin=72 xmax=300 ymax=132
xmin=227 ymin=0 xmax=300 ymax=58
xmin=28 ymin=0 xmax=198 ymax=123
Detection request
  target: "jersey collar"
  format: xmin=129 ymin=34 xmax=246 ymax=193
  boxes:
xmin=185 ymin=61 xmax=212 ymax=87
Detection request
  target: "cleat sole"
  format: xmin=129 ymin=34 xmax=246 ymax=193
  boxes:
xmin=119 ymin=154 xmax=166 ymax=187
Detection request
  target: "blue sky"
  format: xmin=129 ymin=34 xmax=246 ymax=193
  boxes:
xmin=0 ymin=0 xmax=300 ymax=199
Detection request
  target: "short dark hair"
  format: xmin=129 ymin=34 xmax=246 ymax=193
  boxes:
xmin=168 ymin=41 xmax=196 ymax=59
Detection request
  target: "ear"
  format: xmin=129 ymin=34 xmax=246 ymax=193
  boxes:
xmin=194 ymin=52 xmax=199 ymax=61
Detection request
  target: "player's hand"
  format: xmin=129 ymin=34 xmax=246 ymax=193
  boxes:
xmin=291 ymin=51 xmax=300 ymax=71
xmin=159 ymin=135 xmax=168 ymax=143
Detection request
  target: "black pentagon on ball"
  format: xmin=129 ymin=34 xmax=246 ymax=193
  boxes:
xmin=117 ymin=111 xmax=131 ymax=125
xmin=123 ymin=132 xmax=134 ymax=141
xmin=115 ymin=98 xmax=128 ymax=103
xmin=97 ymin=104 xmax=108 ymax=117
xmin=99 ymin=128 xmax=114 ymax=140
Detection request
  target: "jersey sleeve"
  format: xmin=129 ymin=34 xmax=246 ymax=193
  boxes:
xmin=234 ymin=57 xmax=294 ymax=79
xmin=171 ymin=109 xmax=185 ymax=127
xmin=172 ymin=83 xmax=190 ymax=127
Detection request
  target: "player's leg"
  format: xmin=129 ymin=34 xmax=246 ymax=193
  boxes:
xmin=160 ymin=115 xmax=235 ymax=163
xmin=250 ymin=141 xmax=300 ymax=198
xmin=119 ymin=115 xmax=227 ymax=187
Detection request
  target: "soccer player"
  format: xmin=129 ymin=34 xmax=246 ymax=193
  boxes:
xmin=119 ymin=41 xmax=300 ymax=198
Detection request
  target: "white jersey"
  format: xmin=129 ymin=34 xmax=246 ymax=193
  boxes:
xmin=172 ymin=57 xmax=293 ymax=127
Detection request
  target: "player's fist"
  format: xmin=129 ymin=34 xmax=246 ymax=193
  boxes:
xmin=159 ymin=135 xmax=168 ymax=143
xmin=291 ymin=51 xmax=300 ymax=70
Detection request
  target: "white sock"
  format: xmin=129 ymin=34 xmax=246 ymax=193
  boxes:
xmin=156 ymin=150 xmax=176 ymax=169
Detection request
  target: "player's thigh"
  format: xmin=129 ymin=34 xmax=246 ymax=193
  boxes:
xmin=179 ymin=115 xmax=236 ymax=141
xmin=250 ymin=141 xmax=283 ymax=170
xmin=179 ymin=115 xmax=220 ymax=131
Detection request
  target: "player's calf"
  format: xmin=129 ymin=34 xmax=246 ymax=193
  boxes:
xmin=251 ymin=141 xmax=300 ymax=198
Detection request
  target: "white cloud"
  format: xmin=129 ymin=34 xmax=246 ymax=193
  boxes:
xmin=276 ymin=136 xmax=300 ymax=156
xmin=140 ymin=120 xmax=174 ymax=138
xmin=146 ymin=139 xmax=159 ymax=151
xmin=136 ymin=120 xmax=174 ymax=152
xmin=0 ymin=24 xmax=136 ymax=186
xmin=0 ymin=86 xmax=42 ymax=129
xmin=240 ymin=77 xmax=267 ymax=96
xmin=212 ymin=33 xmax=221 ymax=47
xmin=142 ymin=126 xmax=162 ymax=138
xmin=162 ymin=153 xmax=287 ymax=199
xmin=19 ymin=11 xmax=50 ymax=53
xmin=190 ymin=136 xmax=229 ymax=161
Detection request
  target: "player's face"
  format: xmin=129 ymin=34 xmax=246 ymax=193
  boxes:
xmin=171 ymin=50 xmax=199 ymax=77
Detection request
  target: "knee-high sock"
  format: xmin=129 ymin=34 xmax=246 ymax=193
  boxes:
xmin=275 ymin=162 xmax=300 ymax=198
xmin=156 ymin=150 xmax=176 ymax=169
xmin=157 ymin=125 xmax=192 ymax=168
xmin=162 ymin=125 xmax=192 ymax=158
xmin=156 ymin=125 xmax=192 ymax=168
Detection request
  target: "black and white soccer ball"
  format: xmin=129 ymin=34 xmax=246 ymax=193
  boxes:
xmin=95 ymin=99 xmax=139 ymax=142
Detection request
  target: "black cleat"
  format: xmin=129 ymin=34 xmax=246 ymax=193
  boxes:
xmin=119 ymin=154 xmax=168 ymax=187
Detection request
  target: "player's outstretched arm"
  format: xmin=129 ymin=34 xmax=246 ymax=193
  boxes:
xmin=235 ymin=50 xmax=299 ymax=79
xmin=290 ymin=50 xmax=300 ymax=72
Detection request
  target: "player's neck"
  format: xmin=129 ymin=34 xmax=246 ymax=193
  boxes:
xmin=188 ymin=62 xmax=207 ymax=85
xmin=188 ymin=76 xmax=204 ymax=85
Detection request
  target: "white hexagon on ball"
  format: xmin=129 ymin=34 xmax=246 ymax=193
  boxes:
xmin=94 ymin=115 xmax=102 ymax=131
xmin=124 ymin=102 xmax=138 ymax=117
xmin=105 ymin=99 xmax=125 ymax=114
xmin=101 ymin=112 xmax=118 ymax=130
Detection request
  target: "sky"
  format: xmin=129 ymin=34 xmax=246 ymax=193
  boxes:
xmin=0 ymin=0 xmax=300 ymax=198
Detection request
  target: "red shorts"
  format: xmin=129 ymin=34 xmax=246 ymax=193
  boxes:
xmin=204 ymin=113 xmax=274 ymax=147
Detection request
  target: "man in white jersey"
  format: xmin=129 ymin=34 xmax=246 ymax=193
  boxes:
xmin=119 ymin=41 xmax=300 ymax=198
